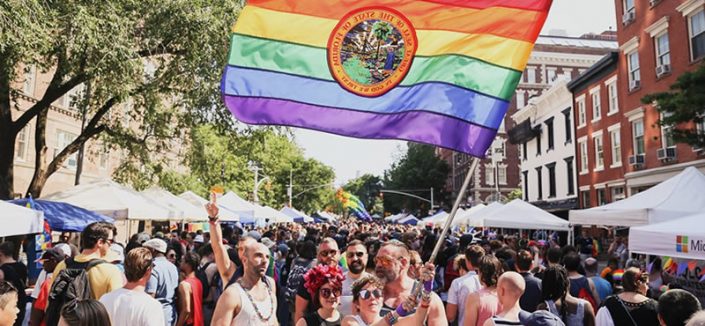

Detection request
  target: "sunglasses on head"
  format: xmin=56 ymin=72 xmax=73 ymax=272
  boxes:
xmin=359 ymin=288 xmax=382 ymax=300
xmin=320 ymin=249 xmax=338 ymax=257
xmin=320 ymin=287 xmax=342 ymax=299
xmin=346 ymin=251 xmax=365 ymax=258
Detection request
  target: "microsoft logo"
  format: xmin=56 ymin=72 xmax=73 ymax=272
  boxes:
xmin=677 ymin=235 xmax=689 ymax=253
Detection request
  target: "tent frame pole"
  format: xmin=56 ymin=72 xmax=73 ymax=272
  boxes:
xmin=428 ymin=157 xmax=480 ymax=264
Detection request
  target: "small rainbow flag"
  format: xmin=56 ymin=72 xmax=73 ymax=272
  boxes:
xmin=591 ymin=239 xmax=601 ymax=257
xmin=611 ymin=269 xmax=624 ymax=282
xmin=339 ymin=254 xmax=348 ymax=272
xmin=222 ymin=0 xmax=553 ymax=157
xmin=663 ymin=256 xmax=674 ymax=270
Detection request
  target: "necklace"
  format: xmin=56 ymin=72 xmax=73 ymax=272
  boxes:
xmin=237 ymin=278 xmax=274 ymax=322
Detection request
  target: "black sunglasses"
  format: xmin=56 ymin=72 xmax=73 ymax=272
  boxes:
xmin=320 ymin=287 xmax=342 ymax=299
xmin=359 ymin=289 xmax=382 ymax=300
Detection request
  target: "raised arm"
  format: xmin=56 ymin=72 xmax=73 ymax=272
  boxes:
xmin=206 ymin=202 xmax=236 ymax=286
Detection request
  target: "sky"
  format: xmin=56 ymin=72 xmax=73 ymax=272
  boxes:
xmin=293 ymin=0 xmax=617 ymax=186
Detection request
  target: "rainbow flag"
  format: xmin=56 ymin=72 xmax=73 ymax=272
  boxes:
xmin=336 ymin=189 xmax=372 ymax=221
xmin=222 ymin=0 xmax=552 ymax=157
xmin=612 ymin=269 xmax=624 ymax=282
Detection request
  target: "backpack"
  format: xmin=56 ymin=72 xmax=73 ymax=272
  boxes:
xmin=284 ymin=259 xmax=310 ymax=305
xmin=443 ymin=254 xmax=460 ymax=293
xmin=577 ymin=287 xmax=598 ymax=312
xmin=45 ymin=258 xmax=105 ymax=326
xmin=195 ymin=262 xmax=212 ymax=300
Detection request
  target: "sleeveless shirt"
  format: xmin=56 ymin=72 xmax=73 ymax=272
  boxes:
xmin=232 ymin=278 xmax=277 ymax=326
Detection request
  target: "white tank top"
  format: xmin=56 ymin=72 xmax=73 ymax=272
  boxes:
xmin=232 ymin=279 xmax=277 ymax=326
xmin=351 ymin=315 xmax=368 ymax=326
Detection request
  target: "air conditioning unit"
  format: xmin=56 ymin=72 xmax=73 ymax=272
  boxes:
xmin=629 ymin=79 xmax=641 ymax=91
xmin=622 ymin=11 xmax=636 ymax=25
xmin=656 ymin=64 xmax=671 ymax=77
xmin=650 ymin=0 xmax=661 ymax=7
xmin=628 ymin=154 xmax=645 ymax=166
xmin=656 ymin=147 xmax=677 ymax=161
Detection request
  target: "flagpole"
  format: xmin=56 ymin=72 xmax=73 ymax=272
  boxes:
xmin=428 ymin=156 xmax=480 ymax=264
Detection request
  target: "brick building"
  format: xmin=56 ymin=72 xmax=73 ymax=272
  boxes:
xmin=439 ymin=33 xmax=617 ymax=206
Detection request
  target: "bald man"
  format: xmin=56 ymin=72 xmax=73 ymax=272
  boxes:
xmin=212 ymin=242 xmax=278 ymax=326
xmin=483 ymin=272 xmax=526 ymax=326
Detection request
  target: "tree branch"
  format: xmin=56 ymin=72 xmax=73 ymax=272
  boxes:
xmin=137 ymin=45 xmax=186 ymax=58
xmin=13 ymin=72 xmax=87 ymax=131
xmin=45 ymin=124 xmax=107 ymax=176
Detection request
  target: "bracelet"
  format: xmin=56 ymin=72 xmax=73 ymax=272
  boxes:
xmin=421 ymin=290 xmax=432 ymax=302
xmin=385 ymin=311 xmax=399 ymax=325
xmin=420 ymin=302 xmax=430 ymax=309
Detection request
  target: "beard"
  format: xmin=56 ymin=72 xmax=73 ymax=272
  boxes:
xmin=375 ymin=267 xmax=398 ymax=283
xmin=349 ymin=261 xmax=365 ymax=274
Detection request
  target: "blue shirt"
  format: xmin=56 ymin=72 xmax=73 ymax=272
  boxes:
xmin=590 ymin=276 xmax=612 ymax=302
xmin=146 ymin=256 xmax=179 ymax=326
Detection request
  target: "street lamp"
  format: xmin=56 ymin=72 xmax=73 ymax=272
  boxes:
xmin=247 ymin=161 xmax=269 ymax=205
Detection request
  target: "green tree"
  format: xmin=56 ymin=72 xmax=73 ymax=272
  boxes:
xmin=0 ymin=0 xmax=242 ymax=199
xmin=642 ymin=64 xmax=705 ymax=148
xmin=343 ymin=173 xmax=383 ymax=212
xmin=383 ymin=143 xmax=449 ymax=215
xmin=371 ymin=21 xmax=392 ymax=62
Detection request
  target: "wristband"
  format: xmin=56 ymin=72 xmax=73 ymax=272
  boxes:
xmin=396 ymin=304 xmax=412 ymax=317
xmin=385 ymin=311 xmax=399 ymax=325
xmin=420 ymin=302 xmax=430 ymax=309
xmin=424 ymin=279 xmax=433 ymax=292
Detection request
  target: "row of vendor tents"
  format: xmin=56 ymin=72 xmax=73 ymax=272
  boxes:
xmin=387 ymin=167 xmax=705 ymax=262
xmin=1 ymin=179 xmax=338 ymax=236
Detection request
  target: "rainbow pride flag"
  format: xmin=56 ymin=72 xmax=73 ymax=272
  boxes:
xmin=222 ymin=0 xmax=552 ymax=157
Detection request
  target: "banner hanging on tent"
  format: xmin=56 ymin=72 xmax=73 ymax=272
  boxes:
xmin=221 ymin=0 xmax=552 ymax=157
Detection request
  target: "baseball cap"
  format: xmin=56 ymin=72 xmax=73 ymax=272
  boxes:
xmin=53 ymin=243 xmax=72 ymax=258
xmin=35 ymin=248 xmax=64 ymax=263
xmin=193 ymin=235 xmax=204 ymax=243
xmin=108 ymin=243 xmax=125 ymax=263
xmin=247 ymin=230 xmax=262 ymax=241
xmin=143 ymin=238 xmax=168 ymax=254
xmin=261 ymin=237 xmax=276 ymax=250
xmin=519 ymin=310 xmax=566 ymax=326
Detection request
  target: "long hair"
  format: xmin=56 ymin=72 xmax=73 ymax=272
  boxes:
xmin=541 ymin=265 xmax=570 ymax=321
xmin=60 ymin=299 xmax=111 ymax=326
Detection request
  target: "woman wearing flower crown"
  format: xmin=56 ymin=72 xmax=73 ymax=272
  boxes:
xmin=296 ymin=265 xmax=346 ymax=326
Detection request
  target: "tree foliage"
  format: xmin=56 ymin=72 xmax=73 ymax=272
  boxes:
xmin=343 ymin=173 xmax=383 ymax=213
xmin=383 ymin=143 xmax=449 ymax=215
xmin=642 ymin=64 xmax=705 ymax=148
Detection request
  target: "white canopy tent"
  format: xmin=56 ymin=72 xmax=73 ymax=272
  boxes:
xmin=483 ymin=199 xmax=570 ymax=231
xmin=629 ymin=212 xmax=705 ymax=260
xmin=260 ymin=205 xmax=294 ymax=224
xmin=281 ymin=207 xmax=314 ymax=223
xmin=398 ymin=215 xmax=420 ymax=225
xmin=452 ymin=204 xmax=487 ymax=226
xmin=422 ymin=210 xmax=448 ymax=224
xmin=316 ymin=211 xmax=338 ymax=221
xmin=178 ymin=191 xmax=240 ymax=222
xmin=465 ymin=202 xmax=504 ymax=227
xmin=0 ymin=201 xmax=44 ymax=237
xmin=141 ymin=187 xmax=207 ymax=222
xmin=569 ymin=167 xmax=705 ymax=227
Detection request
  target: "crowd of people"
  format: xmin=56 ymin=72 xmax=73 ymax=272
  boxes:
xmin=0 ymin=202 xmax=703 ymax=326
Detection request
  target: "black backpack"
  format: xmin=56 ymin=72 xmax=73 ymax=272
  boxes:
xmin=45 ymin=258 xmax=105 ymax=326
xmin=284 ymin=259 xmax=311 ymax=305
xmin=195 ymin=262 xmax=211 ymax=299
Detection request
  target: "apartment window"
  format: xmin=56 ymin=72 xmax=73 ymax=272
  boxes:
xmin=628 ymin=51 xmax=641 ymax=86
xmin=522 ymin=171 xmax=529 ymax=201
xmin=610 ymin=129 xmax=622 ymax=166
xmin=547 ymin=69 xmax=557 ymax=83
xmin=607 ymin=82 xmax=619 ymax=115
xmin=597 ymin=188 xmax=607 ymax=206
xmin=592 ymin=92 xmax=602 ymax=121
xmin=565 ymin=157 xmax=575 ymax=196
xmin=55 ymin=130 xmax=78 ymax=169
xmin=611 ymin=186 xmax=625 ymax=201
xmin=485 ymin=164 xmax=495 ymax=186
xmin=536 ymin=132 xmax=542 ymax=156
xmin=516 ymin=90 xmax=526 ymax=108
xmin=99 ymin=145 xmax=109 ymax=170
xmin=655 ymin=32 xmax=671 ymax=67
xmin=563 ymin=108 xmax=572 ymax=143
xmin=633 ymin=119 xmax=645 ymax=155
xmin=545 ymin=118 xmax=555 ymax=151
xmin=526 ymin=67 xmax=536 ymax=84
xmin=23 ymin=65 xmax=36 ymax=96
xmin=624 ymin=0 xmax=635 ymax=14
xmin=594 ymin=134 xmax=604 ymax=170
xmin=577 ymin=98 xmax=586 ymax=127
xmin=581 ymin=190 xmax=591 ymax=208
xmin=546 ymin=163 xmax=556 ymax=198
xmin=498 ymin=165 xmax=507 ymax=185
xmin=522 ymin=142 xmax=528 ymax=160
xmin=689 ymin=9 xmax=705 ymax=61
xmin=15 ymin=125 xmax=30 ymax=161
xmin=536 ymin=167 xmax=543 ymax=200
xmin=579 ymin=140 xmax=589 ymax=174
xmin=661 ymin=112 xmax=676 ymax=148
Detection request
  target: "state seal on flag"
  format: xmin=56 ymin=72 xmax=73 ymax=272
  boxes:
xmin=327 ymin=7 xmax=417 ymax=97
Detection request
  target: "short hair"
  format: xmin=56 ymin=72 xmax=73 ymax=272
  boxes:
xmin=546 ymin=247 xmax=562 ymax=264
xmin=465 ymin=245 xmax=486 ymax=268
xmin=299 ymin=240 xmax=317 ymax=260
xmin=124 ymin=247 xmax=153 ymax=282
xmin=409 ymin=250 xmax=422 ymax=266
xmin=478 ymin=255 xmax=502 ymax=287
xmin=347 ymin=240 xmax=366 ymax=251
xmin=0 ymin=242 xmax=15 ymax=258
xmin=562 ymin=253 xmax=581 ymax=272
xmin=622 ymin=267 xmax=647 ymax=292
xmin=381 ymin=239 xmax=410 ymax=259
xmin=81 ymin=222 xmax=117 ymax=250
xmin=351 ymin=275 xmax=384 ymax=302
xmin=516 ymin=250 xmax=533 ymax=271
xmin=584 ymin=259 xmax=599 ymax=274
xmin=182 ymin=252 xmax=200 ymax=271
xmin=319 ymin=237 xmax=339 ymax=250
xmin=659 ymin=289 xmax=701 ymax=326
xmin=0 ymin=281 xmax=18 ymax=310
xmin=60 ymin=299 xmax=112 ymax=326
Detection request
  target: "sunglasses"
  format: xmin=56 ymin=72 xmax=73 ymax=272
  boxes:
xmin=346 ymin=251 xmax=365 ymax=258
xmin=320 ymin=287 xmax=342 ymax=299
xmin=375 ymin=255 xmax=395 ymax=267
xmin=319 ymin=249 xmax=338 ymax=257
xmin=359 ymin=288 xmax=382 ymax=300
xmin=102 ymin=238 xmax=115 ymax=245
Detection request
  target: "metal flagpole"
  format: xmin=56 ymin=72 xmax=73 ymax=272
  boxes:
xmin=428 ymin=156 xmax=481 ymax=264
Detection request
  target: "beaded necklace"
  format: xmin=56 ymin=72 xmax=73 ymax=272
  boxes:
xmin=237 ymin=278 xmax=274 ymax=322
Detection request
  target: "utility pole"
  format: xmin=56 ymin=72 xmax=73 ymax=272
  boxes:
xmin=288 ymin=169 xmax=293 ymax=207
xmin=430 ymin=187 xmax=434 ymax=212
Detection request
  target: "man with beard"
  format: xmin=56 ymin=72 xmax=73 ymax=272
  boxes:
xmin=212 ymin=242 xmax=278 ymax=326
xmin=340 ymin=240 xmax=370 ymax=316
xmin=376 ymin=240 xmax=447 ymax=326
xmin=294 ymin=238 xmax=340 ymax=323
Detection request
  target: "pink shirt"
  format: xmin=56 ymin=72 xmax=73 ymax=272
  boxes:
xmin=476 ymin=287 xmax=502 ymax=326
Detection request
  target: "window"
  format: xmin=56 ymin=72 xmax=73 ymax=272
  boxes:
xmin=565 ymin=157 xmax=575 ymax=196
xmin=545 ymin=118 xmax=554 ymax=151
xmin=577 ymin=98 xmax=586 ymax=127
xmin=581 ymin=190 xmax=591 ymax=208
xmin=547 ymin=69 xmax=557 ymax=83
xmin=579 ymin=140 xmax=588 ymax=174
xmin=628 ymin=51 xmax=641 ymax=86
xmin=689 ymin=10 xmax=705 ymax=61
xmin=55 ymin=130 xmax=78 ymax=169
xmin=607 ymin=82 xmax=619 ymax=115
xmin=15 ymin=125 xmax=30 ymax=161
xmin=633 ymin=119 xmax=645 ymax=155
xmin=610 ymin=129 xmax=622 ymax=166
xmin=498 ymin=165 xmax=507 ymax=185
xmin=624 ymin=0 xmax=635 ymax=14
xmin=592 ymin=92 xmax=602 ymax=122
xmin=597 ymin=188 xmax=607 ymax=206
xmin=526 ymin=67 xmax=536 ymax=84
xmin=594 ymin=134 xmax=604 ymax=170
xmin=661 ymin=112 xmax=676 ymax=148
xmin=536 ymin=167 xmax=543 ymax=200
xmin=485 ymin=164 xmax=495 ymax=186
xmin=23 ymin=65 xmax=36 ymax=96
xmin=99 ymin=145 xmax=110 ymax=170
xmin=516 ymin=90 xmax=526 ymax=108
xmin=522 ymin=171 xmax=529 ymax=201
xmin=655 ymin=32 xmax=671 ymax=67
xmin=563 ymin=108 xmax=573 ymax=143
xmin=536 ymin=131 xmax=542 ymax=156
xmin=611 ymin=186 xmax=625 ymax=201
xmin=522 ymin=142 xmax=528 ymax=160
xmin=546 ymin=163 xmax=556 ymax=198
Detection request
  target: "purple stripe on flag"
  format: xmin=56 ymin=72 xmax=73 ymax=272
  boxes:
xmin=224 ymin=95 xmax=496 ymax=157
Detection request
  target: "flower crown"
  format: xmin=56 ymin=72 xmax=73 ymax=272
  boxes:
xmin=304 ymin=264 xmax=345 ymax=298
